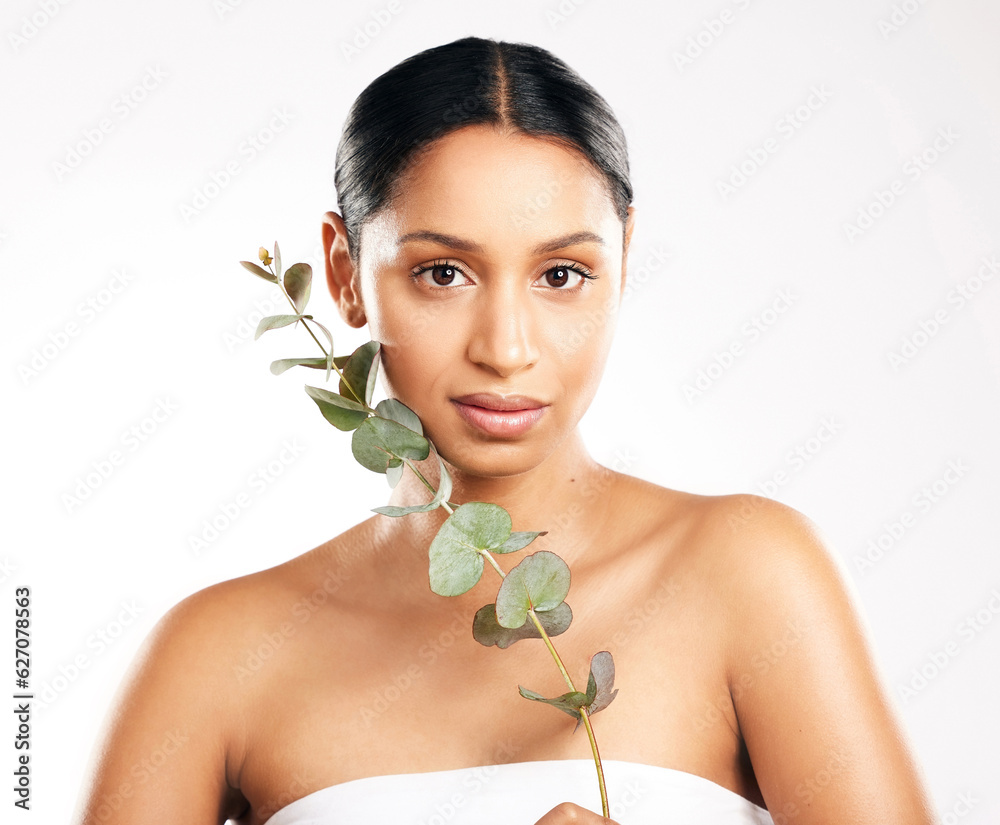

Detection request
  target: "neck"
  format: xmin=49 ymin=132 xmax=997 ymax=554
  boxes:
xmin=370 ymin=430 xmax=617 ymax=595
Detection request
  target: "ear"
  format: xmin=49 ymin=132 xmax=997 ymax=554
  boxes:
xmin=620 ymin=205 xmax=636 ymax=300
xmin=321 ymin=211 xmax=367 ymax=328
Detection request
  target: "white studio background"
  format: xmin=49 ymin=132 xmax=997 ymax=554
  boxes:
xmin=3 ymin=0 xmax=998 ymax=822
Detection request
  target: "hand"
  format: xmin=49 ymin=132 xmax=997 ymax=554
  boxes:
xmin=533 ymin=802 xmax=621 ymax=824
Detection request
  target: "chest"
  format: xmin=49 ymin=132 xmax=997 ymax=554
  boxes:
xmin=234 ymin=567 xmax=761 ymax=823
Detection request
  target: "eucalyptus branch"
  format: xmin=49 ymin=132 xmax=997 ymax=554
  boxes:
xmin=401 ymin=446 xmax=606 ymax=810
xmin=240 ymin=242 xmax=619 ymax=818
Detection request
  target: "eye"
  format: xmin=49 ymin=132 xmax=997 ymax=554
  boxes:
xmin=409 ymin=259 xmax=598 ymax=291
xmin=410 ymin=260 xmax=473 ymax=289
xmin=537 ymin=262 xmax=597 ymax=290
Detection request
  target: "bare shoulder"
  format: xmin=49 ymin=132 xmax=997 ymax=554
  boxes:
xmin=678 ymin=493 xmax=937 ymax=823
xmin=691 ymin=492 xmax=848 ymax=592
xmin=679 ymin=492 xmax=870 ymax=696
xmin=72 ymin=545 xmax=346 ymax=825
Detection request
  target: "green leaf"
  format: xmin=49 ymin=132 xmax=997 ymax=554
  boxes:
xmin=283 ymin=262 xmax=312 ymax=314
xmin=586 ymin=650 xmax=618 ymax=715
xmin=375 ymin=398 xmax=423 ymax=436
xmin=472 ymin=601 xmax=572 ymax=649
xmin=255 ymin=314 xmax=305 ymax=339
xmin=241 ymin=260 xmax=278 ymax=283
xmin=573 ymin=650 xmax=619 ymax=732
xmin=372 ymin=449 xmax=451 ymax=516
xmin=304 ymin=384 xmax=369 ymax=431
xmin=273 ymin=241 xmax=282 ymax=279
xmin=340 ymin=341 xmax=380 ymax=406
xmin=270 ymin=356 xmax=332 ymax=375
xmin=427 ymin=502 xmax=511 ymax=596
xmin=495 ymin=551 xmax=571 ymax=629
xmin=436 ymin=451 xmax=453 ymax=501
xmin=428 ymin=535 xmax=483 ymax=597
xmin=494 ymin=530 xmax=547 ymax=554
xmin=448 ymin=502 xmax=512 ymax=549
xmin=351 ymin=415 xmax=429 ymax=474
xmin=386 ymin=458 xmax=404 ymax=489
xmin=517 ymin=685 xmax=590 ymax=720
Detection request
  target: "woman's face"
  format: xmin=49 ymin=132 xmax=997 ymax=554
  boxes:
xmin=349 ymin=124 xmax=633 ymax=479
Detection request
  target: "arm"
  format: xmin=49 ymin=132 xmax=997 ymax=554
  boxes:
xmin=720 ymin=496 xmax=937 ymax=823
xmin=71 ymin=584 xmax=249 ymax=824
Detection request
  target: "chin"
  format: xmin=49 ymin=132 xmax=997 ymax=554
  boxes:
xmin=439 ymin=441 xmax=541 ymax=479
xmin=428 ymin=431 xmax=562 ymax=482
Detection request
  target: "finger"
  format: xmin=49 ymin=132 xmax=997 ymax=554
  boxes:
xmin=532 ymin=801 xmax=621 ymax=825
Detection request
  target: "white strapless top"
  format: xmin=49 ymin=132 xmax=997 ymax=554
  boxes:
xmin=263 ymin=759 xmax=773 ymax=824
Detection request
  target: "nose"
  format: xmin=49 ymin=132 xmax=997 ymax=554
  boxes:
xmin=466 ymin=279 xmax=540 ymax=378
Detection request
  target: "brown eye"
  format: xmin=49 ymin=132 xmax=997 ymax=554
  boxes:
xmin=539 ymin=264 xmax=594 ymax=290
xmin=547 ymin=267 xmax=571 ymax=288
xmin=411 ymin=261 xmax=471 ymax=288
xmin=430 ymin=265 xmax=458 ymax=286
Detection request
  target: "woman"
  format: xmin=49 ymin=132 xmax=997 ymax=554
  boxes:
xmin=74 ymin=36 xmax=937 ymax=825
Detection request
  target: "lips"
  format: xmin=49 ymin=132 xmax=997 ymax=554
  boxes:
xmin=452 ymin=393 xmax=546 ymax=411
xmin=451 ymin=393 xmax=548 ymax=437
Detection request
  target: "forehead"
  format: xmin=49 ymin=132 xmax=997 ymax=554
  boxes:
xmin=363 ymin=125 xmax=620 ymax=261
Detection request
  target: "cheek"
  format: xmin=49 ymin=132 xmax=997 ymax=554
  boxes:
xmin=545 ymin=295 xmax=619 ymax=376
xmin=366 ymin=274 xmax=453 ymax=349
xmin=370 ymin=298 xmax=458 ymax=411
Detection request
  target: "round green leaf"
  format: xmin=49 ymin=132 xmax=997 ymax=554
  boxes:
xmin=352 ymin=415 xmax=429 ymax=474
xmin=340 ymin=341 xmax=380 ymax=406
xmin=428 ymin=535 xmax=484 ymax=597
xmin=375 ymin=398 xmax=423 ymax=436
xmin=283 ymin=262 xmax=312 ymax=314
xmin=472 ymin=601 xmax=572 ymax=648
xmin=273 ymin=241 xmax=282 ymax=279
xmin=495 ymin=551 xmax=571 ymax=629
xmin=304 ymin=384 xmax=369 ymax=431
xmin=449 ymin=502 xmax=512 ymax=550
xmin=426 ymin=502 xmax=511 ymax=596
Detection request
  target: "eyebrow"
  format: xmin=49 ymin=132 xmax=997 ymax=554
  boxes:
xmin=397 ymin=230 xmax=605 ymax=255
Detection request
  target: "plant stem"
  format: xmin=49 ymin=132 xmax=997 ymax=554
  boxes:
xmin=578 ymin=707 xmax=609 ymax=818
xmin=402 ymin=458 xmax=452 ymax=513
xmin=525 ymin=608 xmax=575 ymax=692
xmin=271 ymin=263 xmax=365 ymax=407
xmin=524 ymin=608 xmax=609 ymax=816
xmin=399 ymin=452 xmax=610 ymax=816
